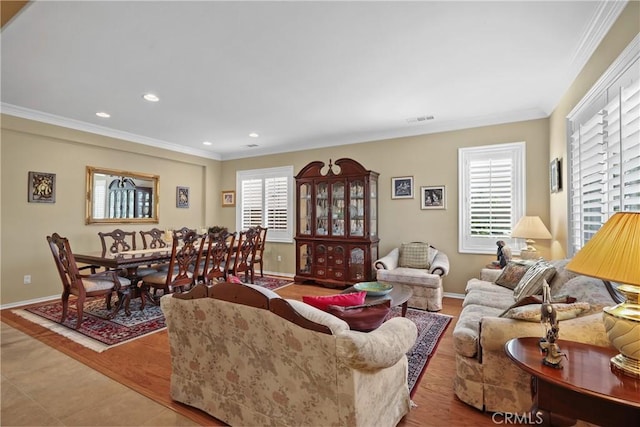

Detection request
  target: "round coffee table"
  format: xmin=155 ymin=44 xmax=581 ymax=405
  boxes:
xmin=342 ymin=282 xmax=413 ymax=317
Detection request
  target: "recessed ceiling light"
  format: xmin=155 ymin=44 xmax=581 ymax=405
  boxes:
xmin=96 ymin=112 xmax=111 ymax=118
xmin=249 ymin=132 xmax=259 ymax=138
xmin=202 ymin=141 xmax=212 ymax=146
xmin=143 ymin=93 xmax=160 ymax=102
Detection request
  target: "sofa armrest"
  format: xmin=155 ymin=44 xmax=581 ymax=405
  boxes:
xmin=479 ymin=313 xmax=611 ymax=354
xmin=374 ymin=248 xmax=399 ymax=270
xmin=430 ymin=251 xmax=449 ymax=276
xmin=336 ymin=317 xmax=418 ymax=369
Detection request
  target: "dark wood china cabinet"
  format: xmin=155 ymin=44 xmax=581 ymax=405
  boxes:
xmin=294 ymin=158 xmax=379 ymax=287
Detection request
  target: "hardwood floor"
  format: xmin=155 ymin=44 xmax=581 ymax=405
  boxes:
xmin=1 ymin=283 xmax=499 ymax=426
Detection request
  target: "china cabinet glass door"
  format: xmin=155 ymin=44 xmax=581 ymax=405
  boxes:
xmin=349 ymin=180 xmax=365 ymax=236
xmin=299 ymin=243 xmax=312 ymax=274
xmin=299 ymin=183 xmax=312 ymax=235
xmin=316 ymin=182 xmax=329 ymax=236
xmin=331 ymin=182 xmax=345 ymax=236
xmin=370 ymin=179 xmax=377 ymax=237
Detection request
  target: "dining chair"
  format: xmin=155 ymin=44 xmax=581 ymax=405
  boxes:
xmin=140 ymin=230 xmax=206 ymax=307
xmin=98 ymin=228 xmax=157 ymax=279
xmin=252 ymin=226 xmax=268 ymax=278
xmin=229 ymin=227 xmax=259 ymax=283
xmin=140 ymin=228 xmax=171 ymax=271
xmin=173 ymin=227 xmax=195 ymax=241
xmin=47 ymin=233 xmax=132 ymax=329
xmin=201 ymin=230 xmax=236 ymax=284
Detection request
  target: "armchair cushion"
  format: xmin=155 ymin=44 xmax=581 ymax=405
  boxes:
xmin=399 ymin=242 xmax=431 ymax=269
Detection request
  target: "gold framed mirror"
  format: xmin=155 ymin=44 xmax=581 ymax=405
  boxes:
xmin=86 ymin=166 xmax=160 ymax=224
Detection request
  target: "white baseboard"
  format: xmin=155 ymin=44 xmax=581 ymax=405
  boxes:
xmin=1 ymin=294 xmax=58 ymax=310
xmin=444 ymin=292 xmax=465 ymax=300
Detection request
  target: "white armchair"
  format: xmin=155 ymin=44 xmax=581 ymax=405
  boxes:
xmin=374 ymin=243 xmax=450 ymax=311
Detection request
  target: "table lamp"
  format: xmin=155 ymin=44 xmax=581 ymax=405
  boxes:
xmin=566 ymin=212 xmax=640 ymax=378
xmin=511 ymin=216 xmax=552 ymax=259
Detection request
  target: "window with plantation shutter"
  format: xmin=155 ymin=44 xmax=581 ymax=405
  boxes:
xmin=236 ymin=166 xmax=294 ymax=242
xmin=459 ymin=142 xmax=526 ymax=254
xmin=567 ymin=37 xmax=640 ymax=256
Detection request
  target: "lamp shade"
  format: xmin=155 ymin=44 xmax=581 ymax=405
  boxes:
xmin=566 ymin=212 xmax=640 ymax=286
xmin=511 ymin=216 xmax=552 ymax=239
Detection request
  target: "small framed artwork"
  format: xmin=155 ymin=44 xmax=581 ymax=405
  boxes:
xmin=421 ymin=185 xmax=446 ymax=210
xmin=28 ymin=171 xmax=56 ymax=203
xmin=391 ymin=176 xmax=414 ymax=199
xmin=550 ymin=158 xmax=562 ymax=193
xmin=176 ymin=186 xmax=189 ymax=208
xmin=221 ymin=190 xmax=236 ymax=207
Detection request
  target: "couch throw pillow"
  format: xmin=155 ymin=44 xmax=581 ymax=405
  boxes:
xmin=501 ymin=302 xmax=591 ymax=322
xmin=512 ymin=260 xmax=557 ymax=301
xmin=399 ymin=242 xmax=430 ymax=269
xmin=227 ymin=275 xmax=244 ymax=284
xmin=326 ymin=299 xmax=391 ymax=332
xmin=302 ymin=291 xmax=367 ymax=311
xmin=495 ymin=262 xmax=531 ymax=290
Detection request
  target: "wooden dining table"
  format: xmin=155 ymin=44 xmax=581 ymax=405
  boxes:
xmin=73 ymin=247 xmax=173 ymax=281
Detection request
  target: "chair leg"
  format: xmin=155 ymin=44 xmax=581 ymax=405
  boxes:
xmin=61 ymin=290 xmax=70 ymax=323
xmin=259 ymin=260 xmax=264 ymax=277
xmin=75 ymin=295 xmax=86 ymax=329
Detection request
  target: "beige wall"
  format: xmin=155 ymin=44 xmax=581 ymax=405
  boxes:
xmin=220 ymin=118 xmax=550 ymax=297
xmin=1 ymin=115 xmax=222 ymax=305
xmin=549 ymin=1 xmax=639 ymax=259
xmin=1 ymin=2 xmax=637 ymax=306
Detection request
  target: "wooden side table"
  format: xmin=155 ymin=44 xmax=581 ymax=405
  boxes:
xmin=505 ymin=337 xmax=640 ymax=426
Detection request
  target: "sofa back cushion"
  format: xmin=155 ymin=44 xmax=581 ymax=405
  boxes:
xmin=399 ymin=242 xmax=433 ymax=269
xmin=512 ymin=259 xmax=557 ymax=301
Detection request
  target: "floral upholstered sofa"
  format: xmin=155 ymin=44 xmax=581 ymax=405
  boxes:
xmin=375 ymin=242 xmax=450 ymax=311
xmin=452 ymin=259 xmax=616 ymax=413
xmin=160 ymin=281 xmax=418 ymax=427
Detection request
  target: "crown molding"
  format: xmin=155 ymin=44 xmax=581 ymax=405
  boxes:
xmin=1 ymin=103 xmax=221 ymax=160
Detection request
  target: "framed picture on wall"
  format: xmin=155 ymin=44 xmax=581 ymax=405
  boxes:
xmin=421 ymin=185 xmax=446 ymax=210
xmin=221 ymin=190 xmax=235 ymax=207
xmin=176 ymin=186 xmax=189 ymax=208
xmin=28 ymin=171 xmax=56 ymax=203
xmin=550 ymin=158 xmax=562 ymax=193
xmin=391 ymin=176 xmax=414 ymax=199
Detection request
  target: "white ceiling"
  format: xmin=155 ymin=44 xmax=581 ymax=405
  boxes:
xmin=0 ymin=1 xmax=626 ymax=160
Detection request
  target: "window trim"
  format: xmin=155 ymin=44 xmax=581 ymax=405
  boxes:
xmin=235 ymin=165 xmax=294 ymax=243
xmin=566 ymin=34 xmax=640 ymax=257
xmin=458 ymin=141 xmax=526 ymax=255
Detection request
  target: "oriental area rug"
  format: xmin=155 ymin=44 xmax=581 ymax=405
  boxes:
xmin=11 ymin=275 xmax=294 ymax=353
xmin=398 ymin=308 xmax=452 ymax=395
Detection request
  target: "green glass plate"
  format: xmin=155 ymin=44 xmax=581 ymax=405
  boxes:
xmin=353 ymin=281 xmax=393 ymax=296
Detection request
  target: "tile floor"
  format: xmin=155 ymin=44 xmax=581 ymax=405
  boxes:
xmin=0 ymin=322 xmax=198 ymax=426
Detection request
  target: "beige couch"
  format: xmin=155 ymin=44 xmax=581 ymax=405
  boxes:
xmin=161 ymin=281 xmax=418 ymax=427
xmin=452 ymin=259 xmax=616 ymax=413
xmin=375 ymin=245 xmax=449 ymax=311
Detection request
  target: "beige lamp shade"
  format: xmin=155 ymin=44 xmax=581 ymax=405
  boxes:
xmin=511 ymin=216 xmax=551 ymax=257
xmin=511 ymin=216 xmax=552 ymax=240
xmin=566 ymin=212 xmax=640 ymax=379
xmin=566 ymin=212 xmax=640 ymax=286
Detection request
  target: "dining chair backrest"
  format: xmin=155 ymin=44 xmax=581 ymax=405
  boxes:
xmin=47 ymin=232 xmax=84 ymax=296
xmin=231 ymin=227 xmax=259 ymax=283
xmin=99 ymin=229 xmax=137 ymax=255
xmin=202 ymin=230 xmax=236 ymax=284
xmin=173 ymin=227 xmax=195 ymax=241
xmin=139 ymin=228 xmax=168 ymax=250
xmin=164 ymin=230 xmax=206 ymax=291
xmin=252 ymin=226 xmax=268 ymax=278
